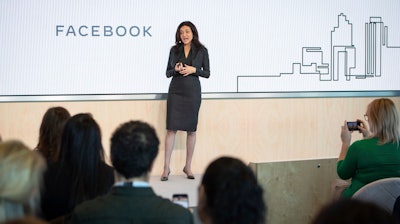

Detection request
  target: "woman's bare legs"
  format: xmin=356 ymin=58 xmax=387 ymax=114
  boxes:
xmin=162 ymin=130 xmax=176 ymax=178
xmin=184 ymin=131 xmax=196 ymax=177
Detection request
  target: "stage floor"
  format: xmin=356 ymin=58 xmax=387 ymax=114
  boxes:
xmin=149 ymin=173 xmax=202 ymax=208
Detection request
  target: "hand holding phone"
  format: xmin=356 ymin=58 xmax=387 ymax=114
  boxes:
xmin=347 ymin=121 xmax=361 ymax=131
xmin=172 ymin=194 xmax=189 ymax=208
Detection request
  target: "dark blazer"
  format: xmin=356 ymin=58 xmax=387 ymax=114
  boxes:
xmin=69 ymin=186 xmax=194 ymax=224
xmin=166 ymin=44 xmax=210 ymax=79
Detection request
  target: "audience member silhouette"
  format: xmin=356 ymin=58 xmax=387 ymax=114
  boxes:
xmin=40 ymin=113 xmax=114 ymax=221
xmin=35 ymin=107 xmax=71 ymax=163
xmin=69 ymin=120 xmax=193 ymax=224
xmin=197 ymin=156 xmax=267 ymax=224
xmin=0 ymin=140 xmax=47 ymax=223
xmin=311 ymin=198 xmax=396 ymax=224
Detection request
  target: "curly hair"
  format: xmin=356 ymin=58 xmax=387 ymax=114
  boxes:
xmin=110 ymin=120 xmax=159 ymax=178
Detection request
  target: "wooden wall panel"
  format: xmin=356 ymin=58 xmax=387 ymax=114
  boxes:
xmin=0 ymin=97 xmax=399 ymax=176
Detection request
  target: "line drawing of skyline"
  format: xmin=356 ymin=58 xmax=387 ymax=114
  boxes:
xmin=237 ymin=13 xmax=400 ymax=92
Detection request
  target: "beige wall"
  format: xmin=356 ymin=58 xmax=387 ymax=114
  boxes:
xmin=0 ymin=97 xmax=399 ymax=176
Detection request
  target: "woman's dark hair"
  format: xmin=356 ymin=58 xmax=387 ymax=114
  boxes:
xmin=36 ymin=107 xmax=71 ymax=162
xmin=312 ymin=198 xmax=395 ymax=224
xmin=59 ymin=113 xmax=106 ymax=205
xmin=201 ymin=157 xmax=267 ymax=224
xmin=172 ymin=21 xmax=204 ymax=52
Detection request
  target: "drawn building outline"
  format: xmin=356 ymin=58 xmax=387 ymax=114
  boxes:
xmin=236 ymin=13 xmax=400 ymax=92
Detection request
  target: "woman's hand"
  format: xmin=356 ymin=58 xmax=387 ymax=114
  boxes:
xmin=339 ymin=120 xmax=352 ymax=161
xmin=357 ymin=119 xmax=371 ymax=138
xmin=341 ymin=120 xmax=352 ymax=145
xmin=179 ymin=64 xmax=196 ymax=76
xmin=174 ymin=62 xmax=183 ymax=72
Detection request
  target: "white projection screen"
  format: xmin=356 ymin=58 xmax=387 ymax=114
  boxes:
xmin=1 ymin=0 xmax=400 ymax=101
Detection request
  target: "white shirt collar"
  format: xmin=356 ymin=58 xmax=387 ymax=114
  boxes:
xmin=113 ymin=181 xmax=150 ymax=188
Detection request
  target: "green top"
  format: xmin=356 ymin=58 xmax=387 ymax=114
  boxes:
xmin=337 ymin=137 xmax=400 ymax=198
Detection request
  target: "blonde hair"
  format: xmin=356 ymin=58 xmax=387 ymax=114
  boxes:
xmin=0 ymin=140 xmax=46 ymax=222
xmin=366 ymin=98 xmax=400 ymax=145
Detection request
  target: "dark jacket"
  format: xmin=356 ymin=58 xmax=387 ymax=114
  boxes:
xmin=69 ymin=186 xmax=193 ymax=224
xmin=166 ymin=44 xmax=210 ymax=79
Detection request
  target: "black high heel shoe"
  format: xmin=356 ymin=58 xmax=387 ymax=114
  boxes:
xmin=161 ymin=170 xmax=170 ymax=181
xmin=183 ymin=167 xmax=195 ymax=179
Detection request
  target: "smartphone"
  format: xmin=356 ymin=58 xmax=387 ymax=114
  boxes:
xmin=347 ymin=121 xmax=361 ymax=131
xmin=172 ymin=194 xmax=189 ymax=208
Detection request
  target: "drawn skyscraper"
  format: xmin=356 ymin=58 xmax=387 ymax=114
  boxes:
xmin=366 ymin=17 xmax=383 ymax=77
xmin=329 ymin=13 xmax=355 ymax=81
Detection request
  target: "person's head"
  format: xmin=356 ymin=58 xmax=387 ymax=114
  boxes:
xmin=59 ymin=113 xmax=104 ymax=165
xmin=36 ymin=106 xmax=71 ymax=162
xmin=198 ymin=156 xmax=267 ymax=224
xmin=110 ymin=120 xmax=159 ymax=179
xmin=365 ymin=98 xmax=399 ymax=145
xmin=311 ymin=198 xmax=395 ymax=224
xmin=175 ymin=21 xmax=202 ymax=48
xmin=59 ymin=113 xmax=107 ymax=204
xmin=0 ymin=140 xmax=46 ymax=222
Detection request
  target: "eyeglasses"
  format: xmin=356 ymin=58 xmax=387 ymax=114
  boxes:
xmin=364 ymin=114 xmax=368 ymax=121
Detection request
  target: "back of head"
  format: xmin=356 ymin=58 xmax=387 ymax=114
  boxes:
xmin=367 ymin=98 xmax=400 ymax=145
xmin=0 ymin=140 xmax=46 ymax=222
xmin=58 ymin=113 xmax=106 ymax=204
xmin=36 ymin=107 xmax=71 ymax=162
xmin=199 ymin=156 xmax=266 ymax=224
xmin=59 ymin=113 xmax=104 ymax=166
xmin=110 ymin=120 xmax=159 ymax=178
xmin=312 ymin=198 xmax=395 ymax=224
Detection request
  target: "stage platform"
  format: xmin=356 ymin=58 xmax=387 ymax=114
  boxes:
xmin=149 ymin=173 xmax=202 ymax=208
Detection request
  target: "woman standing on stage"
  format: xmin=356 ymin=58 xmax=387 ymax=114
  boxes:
xmin=161 ymin=21 xmax=210 ymax=181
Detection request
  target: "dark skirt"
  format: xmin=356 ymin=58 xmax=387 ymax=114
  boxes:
xmin=167 ymin=75 xmax=201 ymax=132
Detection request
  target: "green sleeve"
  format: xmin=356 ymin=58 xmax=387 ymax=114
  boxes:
xmin=337 ymin=143 xmax=359 ymax=180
